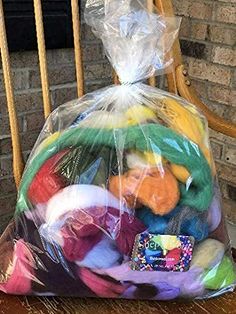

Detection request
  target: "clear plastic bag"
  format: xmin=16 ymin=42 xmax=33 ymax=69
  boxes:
xmin=0 ymin=0 xmax=235 ymax=300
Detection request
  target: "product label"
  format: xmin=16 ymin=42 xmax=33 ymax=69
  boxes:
xmin=131 ymin=232 xmax=194 ymax=272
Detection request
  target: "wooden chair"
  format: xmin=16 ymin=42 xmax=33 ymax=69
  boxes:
xmin=1 ymin=0 xmax=236 ymax=187
xmin=0 ymin=0 xmax=235 ymax=313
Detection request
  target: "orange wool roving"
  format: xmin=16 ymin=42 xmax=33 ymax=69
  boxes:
xmin=109 ymin=168 xmax=180 ymax=216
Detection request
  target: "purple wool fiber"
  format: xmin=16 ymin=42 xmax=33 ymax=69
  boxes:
xmin=207 ymin=183 xmax=222 ymax=233
xmin=122 ymin=282 xmax=180 ymax=300
xmin=76 ymin=235 xmax=122 ymax=269
xmin=93 ymin=262 xmax=205 ymax=297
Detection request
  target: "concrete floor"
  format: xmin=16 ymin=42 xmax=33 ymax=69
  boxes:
xmin=227 ymin=221 xmax=236 ymax=248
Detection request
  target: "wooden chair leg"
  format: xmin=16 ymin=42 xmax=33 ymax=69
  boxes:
xmin=71 ymin=0 xmax=84 ymax=97
xmin=0 ymin=0 xmax=24 ymax=188
xmin=154 ymin=0 xmax=180 ymax=94
xmin=33 ymin=0 xmax=52 ymax=119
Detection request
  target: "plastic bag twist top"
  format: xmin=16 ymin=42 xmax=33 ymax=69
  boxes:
xmin=85 ymin=0 xmax=181 ymax=84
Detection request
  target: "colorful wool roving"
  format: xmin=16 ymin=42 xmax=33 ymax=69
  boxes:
xmin=1 ymin=100 xmax=235 ymax=299
xmin=0 ymin=0 xmax=235 ymax=301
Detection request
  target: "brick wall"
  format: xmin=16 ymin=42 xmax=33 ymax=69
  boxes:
xmin=0 ymin=0 xmax=235 ymax=233
xmin=173 ymin=0 xmax=236 ymax=224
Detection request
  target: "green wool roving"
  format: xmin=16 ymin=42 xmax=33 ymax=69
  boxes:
xmin=203 ymin=256 xmax=236 ymax=290
xmin=16 ymin=124 xmax=213 ymax=214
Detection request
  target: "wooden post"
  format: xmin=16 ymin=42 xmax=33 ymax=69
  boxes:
xmin=154 ymin=0 xmax=181 ymax=94
xmin=0 ymin=0 xmax=24 ymax=187
xmin=71 ymin=0 xmax=84 ymax=97
xmin=33 ymin=0 xmax=52 ymax=118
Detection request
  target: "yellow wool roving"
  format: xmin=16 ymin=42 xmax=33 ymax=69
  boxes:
xmin=160 ymin=97 xmax=215 ymax=182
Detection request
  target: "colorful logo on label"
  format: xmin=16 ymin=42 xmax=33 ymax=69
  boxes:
xmin=131 ymin=233 xmax=194 ymax=272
